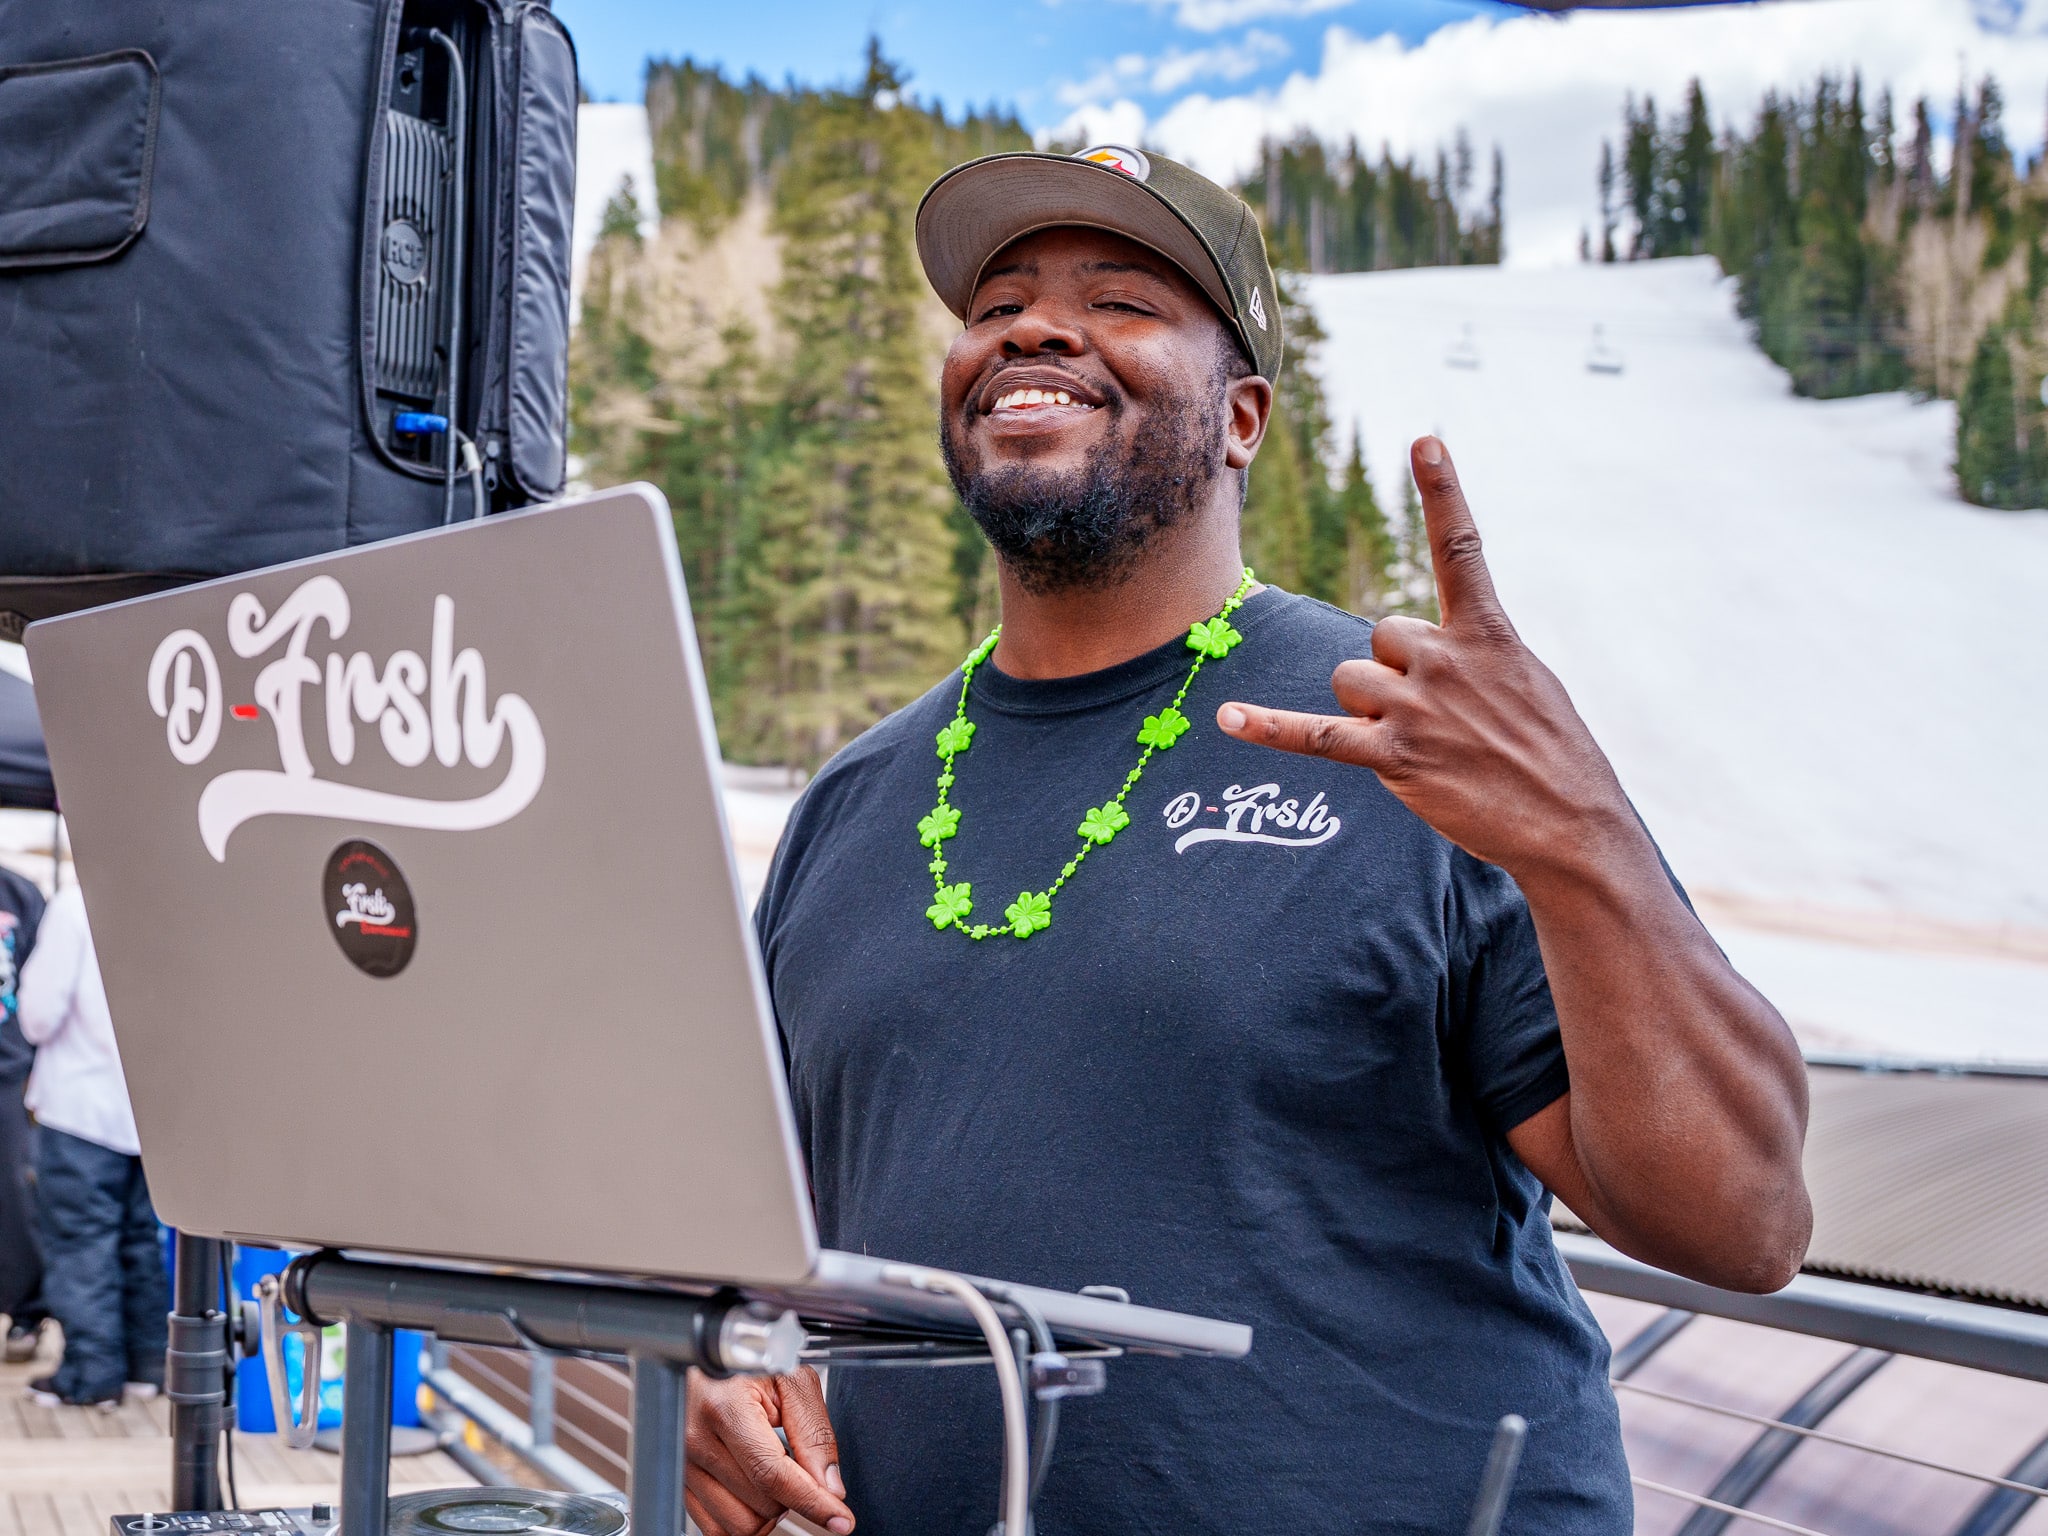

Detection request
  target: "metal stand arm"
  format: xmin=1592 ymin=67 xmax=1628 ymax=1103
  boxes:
xmin=283 ymin=1253 xmax=800 ymax=1370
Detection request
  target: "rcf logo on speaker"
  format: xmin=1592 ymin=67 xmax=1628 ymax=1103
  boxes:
xmin=146 ymin=574 xmax=547 ymax=860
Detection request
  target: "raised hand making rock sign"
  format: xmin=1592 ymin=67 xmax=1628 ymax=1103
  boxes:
xmin=1221 ymin=435 xmax=1812 ymax=1291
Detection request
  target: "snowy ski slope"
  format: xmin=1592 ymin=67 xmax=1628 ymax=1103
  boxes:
xmin=1307 ymin=257 xmax=2048 ymax=1062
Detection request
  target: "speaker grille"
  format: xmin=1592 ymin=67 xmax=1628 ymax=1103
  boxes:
xmin=376 ymin=110 xmax=449 ymax=402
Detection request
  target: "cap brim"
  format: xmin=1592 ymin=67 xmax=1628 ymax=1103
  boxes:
xmin=917 ymin=154 xmax=1237 ymax=329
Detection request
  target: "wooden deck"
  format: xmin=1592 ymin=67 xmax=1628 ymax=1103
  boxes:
xmin=0 ymin=1330 xmax=472 ymax=1536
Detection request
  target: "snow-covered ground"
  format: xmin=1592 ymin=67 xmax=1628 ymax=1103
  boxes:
xmin=1307 ymin=256 xmax=2048 ymax=1063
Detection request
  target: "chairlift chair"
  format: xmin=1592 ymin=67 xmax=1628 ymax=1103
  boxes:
xmin=1585 ymin=323 xmax=1625 ymax=375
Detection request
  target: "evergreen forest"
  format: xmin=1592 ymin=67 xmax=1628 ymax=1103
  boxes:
xmin=1235 ymin=131 xmax=1505 ymax=272
xmin=572 ymin=45 xmax=1464 ymax=767
xmin=1594 ymin=74 xmax=2048 ymax=508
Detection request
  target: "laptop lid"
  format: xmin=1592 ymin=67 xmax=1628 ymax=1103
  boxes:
xmin=27 ymin=486 xmax=821 ymax=1286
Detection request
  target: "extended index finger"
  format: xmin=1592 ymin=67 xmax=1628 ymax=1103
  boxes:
xmin=1217 ymin=702 xmax=1391 ymax=771
xmin=1410 ymin=436 xmax=1509 ymax=634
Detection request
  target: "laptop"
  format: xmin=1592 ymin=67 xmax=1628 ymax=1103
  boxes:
xmin=25 ymin=485 xmax=1249 ymax=1361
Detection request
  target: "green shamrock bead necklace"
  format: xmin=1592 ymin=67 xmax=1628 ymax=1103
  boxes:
xmin=921 ymin=567 xmax=1255 ymax=941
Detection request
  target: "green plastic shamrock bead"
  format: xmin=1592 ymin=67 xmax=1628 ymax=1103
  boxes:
xmin=1186 ymin=617 xmax=1244 ymax=659
xmin=1076 ymin=803 xmax=1131 ymax=845
xmin=917 ymin=805 xmax=961 ymax=847
xmin=926 ymin=882 xmax=974 ymax=930
xmin=935 ymin=719 xmax=976 ymax=757
xmin=1005 ymin=890 xmax=1052 ymax=938
xmin=1137 ymin=706 xmax=1190 ymax=749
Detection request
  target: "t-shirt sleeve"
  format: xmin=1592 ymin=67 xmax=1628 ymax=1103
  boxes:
xmin=1450 ymin=852 xmax=1570 ymax=1135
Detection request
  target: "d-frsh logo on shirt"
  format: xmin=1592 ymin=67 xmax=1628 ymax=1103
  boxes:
xmin=1162 ymin=782 xmax=1341 ymax=853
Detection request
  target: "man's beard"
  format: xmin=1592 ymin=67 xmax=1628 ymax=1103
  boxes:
xmin=941 ymin=376 xmax=1227 ymax=594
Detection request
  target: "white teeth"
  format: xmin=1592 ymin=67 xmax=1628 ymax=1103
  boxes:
xmin=991 ymin=386 xmax=1092 ymax=412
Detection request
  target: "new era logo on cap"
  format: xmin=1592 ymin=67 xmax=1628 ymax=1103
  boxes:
xmin=1075 ymin=144 xmax=1151 ymax=182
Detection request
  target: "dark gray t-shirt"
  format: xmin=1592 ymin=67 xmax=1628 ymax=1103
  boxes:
xmin=755 ymin=587 xmax=1629 ymax=1535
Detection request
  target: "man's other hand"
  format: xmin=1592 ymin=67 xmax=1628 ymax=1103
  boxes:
xmin=1217 ymin=434 xmax=1634 ymax=881
xmin=686 ymin=1367 xmax=853 ymax=1536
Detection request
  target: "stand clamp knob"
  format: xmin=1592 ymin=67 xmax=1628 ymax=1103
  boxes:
xmin=716 ymin=1305 xmax=804 ymax=1376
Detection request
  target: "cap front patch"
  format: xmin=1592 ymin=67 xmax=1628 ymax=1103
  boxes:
xmin=1075 ymin=144 xmax=1151 ymax=181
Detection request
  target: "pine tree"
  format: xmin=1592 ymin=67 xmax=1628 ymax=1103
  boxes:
xmin=1598 ymin=141 xmax=1618 ymax=262
xmin=1337 ymin=428 xmax=1396 ymax=617
xmin=1243 ymin=411 xmax=1312 ymax=591
xmin=1697 ymin=75 xmax=1906 ymax=397
xmin=1623 ymin=94 xmax=1658 ymax=257
xmin=570 ymin=42 xmax=1034 ymax=767
xmin=1485 ymin=147 xmax=1506 ymax=265
xmin=598 ymin=177 xmax=644 ymax=243
xmin=1872 ymin=88 xmax=1897 ymax=185
xmin=1905 ymin=97 xmax=1936 ymax=211
xmin=1670 ymin=81 xmax=1715 ymax=254
xmin=1393 ymin=474 xmax=1439 ymax=623
xmin=1957 ymin=325 xmax=2048 ymax=509
xmin=1243 ymin=276 xmax=1344 ymax=601
xmin=732 ymin=41 xmax=970 ymax=766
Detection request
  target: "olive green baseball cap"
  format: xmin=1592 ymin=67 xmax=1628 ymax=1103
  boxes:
xmin=916 ymin=144 xmax=1285 ymax=382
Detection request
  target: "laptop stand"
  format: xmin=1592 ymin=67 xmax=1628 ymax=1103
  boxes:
xmin=255 ymin=1249 xmax=1115 ymax=1536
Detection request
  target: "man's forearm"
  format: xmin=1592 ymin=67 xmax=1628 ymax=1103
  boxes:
xmin=1512 ymin=817 xmax=1812 ymax=1290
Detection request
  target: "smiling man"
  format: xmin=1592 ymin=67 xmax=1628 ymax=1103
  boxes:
xmin=683 ymin=146 xmax=1812 ymax=1536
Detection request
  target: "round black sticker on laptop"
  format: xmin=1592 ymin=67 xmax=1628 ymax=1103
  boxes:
xmin=322 ymin=840 xmax=417 ymax=977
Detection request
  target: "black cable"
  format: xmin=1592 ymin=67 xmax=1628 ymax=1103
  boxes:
xmin=221 ymin=1241 xmax=240 ymax=1509
xmin=426 ymin=29 xmax=467 ymax=526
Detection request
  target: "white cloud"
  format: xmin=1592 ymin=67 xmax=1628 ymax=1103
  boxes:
xmin=1056 ymin=53 xmax=1150 ymax=108
xmin=1154 ymin=29 xmax=1290 ymax=91
xmin=1107 ymin=0 xmax=2048 ymax=268
xmin=1056 ymin=30 xmax=1290 ymax=105
xmin=1037 ymin=97 xmax=1152 ymax=151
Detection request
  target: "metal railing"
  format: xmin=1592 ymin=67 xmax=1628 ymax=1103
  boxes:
xmin=420 ymin=1338 xmax=625 ymax=1494
xmin=1556 ymin=1232 xmax=2048 ymax=1384
xmin=1562 ymin=1233 xmax=2048 ymax=1536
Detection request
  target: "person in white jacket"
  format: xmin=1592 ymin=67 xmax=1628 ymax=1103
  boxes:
xmin=16 ymin=883 xmax=166 ymax=1410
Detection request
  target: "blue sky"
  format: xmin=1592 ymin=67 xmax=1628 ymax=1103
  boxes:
xmin=553 ymin=0 xmax=1506 ymax=128
xmin=557 ymin=0 xmax=2044 ymax=267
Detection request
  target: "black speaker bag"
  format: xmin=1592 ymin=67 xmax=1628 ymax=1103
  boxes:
xmin=0 ymin=0 xmax=576 ymax=628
